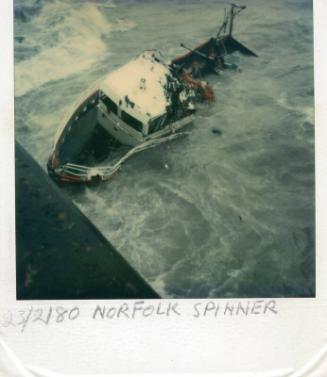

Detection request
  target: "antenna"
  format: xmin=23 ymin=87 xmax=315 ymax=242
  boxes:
xmin=216 ymin=7 xmax=228 ymax=39
xmin=229 ymin=4 xmax=246 ymax=36
xmin=216 ymin=3 xmax=246 ymax=39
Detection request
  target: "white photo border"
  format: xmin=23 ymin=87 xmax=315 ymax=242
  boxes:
xmin=1 ymin=0 xmax=326 ymax=375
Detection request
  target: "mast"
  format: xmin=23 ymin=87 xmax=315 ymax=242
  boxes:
xmin=216 ymin=7 xmax=228 ymax=39
xmin=216 ymin=3 xmax=246 ymax=39
xmin=228 ymin=4 xmax=235 ymax=36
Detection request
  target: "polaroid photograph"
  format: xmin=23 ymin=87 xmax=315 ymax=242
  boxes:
xmin=1 ymin=0 xmax=327 ymax=375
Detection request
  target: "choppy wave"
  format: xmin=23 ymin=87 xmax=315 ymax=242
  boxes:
xmin=277 ymin=93 xmax=314 ymax=124
xmin=15 ymin=2 xmax=111 ymax=96
xmin=14 ymin=1 xmax=136 ymax=97
xmin=14 ymin=0 xmax=315 ymax=298
xmin=14 ymin=0 xmax=43 ymax=22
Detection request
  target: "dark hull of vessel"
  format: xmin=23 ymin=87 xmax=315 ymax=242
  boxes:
xmin=172 ymin=35 xmax=257 ymax=77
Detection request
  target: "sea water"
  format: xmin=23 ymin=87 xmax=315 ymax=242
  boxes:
xmin=14 ymin=0 xmax=315 ymax=298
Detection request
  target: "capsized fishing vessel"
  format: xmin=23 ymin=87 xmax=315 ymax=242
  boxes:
xmin=47 ymin=4 xmax=257 ymax=183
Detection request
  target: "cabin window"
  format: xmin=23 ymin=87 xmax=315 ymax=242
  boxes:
xmin=102 ymin=95 xmax=118 ymax=115
xmin=121 ymin=110 xmax=143 ymax=133
xmin=149 ymin=114 xmax=167 ymax=134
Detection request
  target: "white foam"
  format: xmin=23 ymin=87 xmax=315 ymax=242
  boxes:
xmin=150 ymin=272 xmax=169 ymax=297
xmin=277 ymin=92 xmax=314 ymax=123
xmin=15 ymin=2 xmax=111 ymax=97
xmin=99 ymin=1 xmax=116 ymax=9
xmin=111 ymin=18 xmax=137 ymax=32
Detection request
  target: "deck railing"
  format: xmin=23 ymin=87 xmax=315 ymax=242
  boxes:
xmin=58 ymin=132 xmax=190 ymax=182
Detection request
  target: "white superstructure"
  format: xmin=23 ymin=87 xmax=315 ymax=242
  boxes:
xmin=100 ymin=51 xmax=171 ymax=124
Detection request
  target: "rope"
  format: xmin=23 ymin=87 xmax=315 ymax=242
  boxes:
xmin=58 ymin=132 xmax=190 ymax=182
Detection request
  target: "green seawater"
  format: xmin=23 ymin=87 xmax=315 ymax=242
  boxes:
xmin=14 ymin=0 xmax=315 ymax=298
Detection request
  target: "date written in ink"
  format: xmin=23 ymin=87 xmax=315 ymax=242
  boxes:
xmin=0 ymin=307 xmax=80 ymax=332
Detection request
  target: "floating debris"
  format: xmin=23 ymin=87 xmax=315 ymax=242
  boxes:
xmin=211 ymin=128 xmax=223 ymax=136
